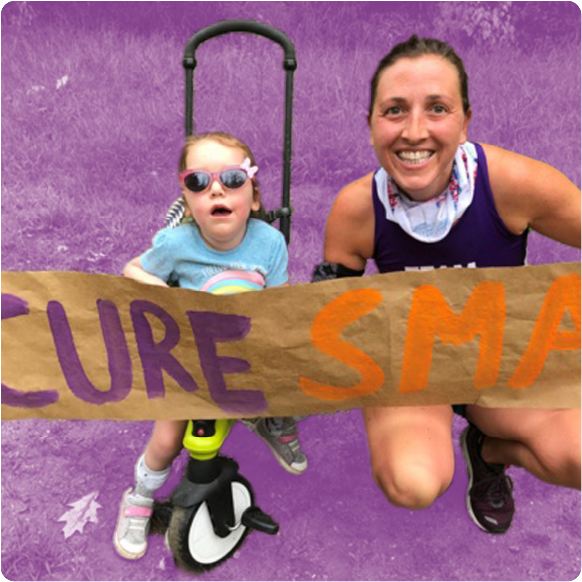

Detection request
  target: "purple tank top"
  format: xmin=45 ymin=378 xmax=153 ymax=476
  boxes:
xmin=372 ymin=143 xmax=527 ymax=272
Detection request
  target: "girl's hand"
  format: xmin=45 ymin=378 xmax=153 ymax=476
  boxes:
xmin=123 ymin=257 xmax=169 ymax=287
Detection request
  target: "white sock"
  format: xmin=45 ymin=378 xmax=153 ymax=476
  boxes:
xmin=132 ymin=454 xmax=171 ymax=499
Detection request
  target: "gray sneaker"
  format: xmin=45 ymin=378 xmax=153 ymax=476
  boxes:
xmin=255 ymin=417 xmax=308 ymax=475
xmin=113 ymin=488 xmax=154 ymax=559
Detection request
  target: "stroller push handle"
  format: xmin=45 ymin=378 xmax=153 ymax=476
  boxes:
xmin=183 ymin=20 xmax=297 ymax=70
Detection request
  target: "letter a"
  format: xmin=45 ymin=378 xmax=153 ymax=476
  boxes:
xmin=509 ymin=274 xmax=581 ymax=389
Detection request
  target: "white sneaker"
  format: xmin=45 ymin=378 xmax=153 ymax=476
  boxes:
xmin=113 ymin=488 xmax=154 ymax=560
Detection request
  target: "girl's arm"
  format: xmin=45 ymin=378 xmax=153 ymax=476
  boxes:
xmin=123 ymin=256 xmax=169 ymax=287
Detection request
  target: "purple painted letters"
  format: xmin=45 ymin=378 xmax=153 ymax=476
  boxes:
xmin=47 ymin=299 xmax=132 ymax=404
xmin=130 ymin=300 xmax=198 ymax=398
xmin=188 ymin=311 xmax=266 ymax=414
xmin=1 ymin=293 xmax=59 ymax=408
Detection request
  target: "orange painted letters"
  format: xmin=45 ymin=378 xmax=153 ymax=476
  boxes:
xmin=300 ymin=289 xmax=384 ymax=401
xmin=509 ymin=274 xmax=581 ymax=389
xmin=400 ymin=281 xmax=505 ymax=393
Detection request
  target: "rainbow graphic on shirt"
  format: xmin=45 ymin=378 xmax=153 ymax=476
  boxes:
xmin=201 ymin=270 xmax=266 ymax=295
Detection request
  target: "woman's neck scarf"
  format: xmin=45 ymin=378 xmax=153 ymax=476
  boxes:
xmin=374 ymin=141 xmax=478 ymax=243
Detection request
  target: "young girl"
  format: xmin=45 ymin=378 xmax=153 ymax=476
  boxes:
xmin=114 ymin=131 xmax=307 ymax=560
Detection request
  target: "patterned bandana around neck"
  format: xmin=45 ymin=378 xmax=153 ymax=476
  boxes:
xmin=374 ymin=142 xmax=478 ymax=243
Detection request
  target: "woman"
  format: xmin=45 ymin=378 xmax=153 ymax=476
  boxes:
xmin=316 ymin=35 xmax=580 ymax=534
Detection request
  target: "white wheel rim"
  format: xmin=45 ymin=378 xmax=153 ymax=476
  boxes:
xmin=188 ymin=481 xmax=252 ymax=564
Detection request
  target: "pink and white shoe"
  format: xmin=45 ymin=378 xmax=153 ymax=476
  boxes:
xmin=113 ymin=488 xmax=154 ymax=559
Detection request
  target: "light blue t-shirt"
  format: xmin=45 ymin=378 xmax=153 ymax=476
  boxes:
xmin=140 ymin=218 xmax=288 ymax=292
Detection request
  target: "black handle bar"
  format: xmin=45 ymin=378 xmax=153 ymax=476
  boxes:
xmin=183 ymin=20 xmax=297 ymax=71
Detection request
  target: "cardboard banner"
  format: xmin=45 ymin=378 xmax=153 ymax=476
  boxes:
xmin=2 ymin=263 xmax=580 ymax=421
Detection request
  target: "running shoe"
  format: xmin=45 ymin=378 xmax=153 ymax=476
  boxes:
xmin=460 ymin=424 xmax=515 ymax=534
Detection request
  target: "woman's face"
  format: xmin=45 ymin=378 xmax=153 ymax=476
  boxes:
xmin=369 ymin=55 xmax=471 ymax=202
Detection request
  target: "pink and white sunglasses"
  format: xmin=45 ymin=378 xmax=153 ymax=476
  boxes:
xmin=179 ymin=157 xmax=258 ymax=194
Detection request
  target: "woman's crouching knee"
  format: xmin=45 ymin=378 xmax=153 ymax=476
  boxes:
xmin=372 ymin=463 xmax=452 ymax=510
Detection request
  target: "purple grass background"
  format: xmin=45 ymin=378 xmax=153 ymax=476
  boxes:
xmin=2 ymin=2 xmax=580 ymax=580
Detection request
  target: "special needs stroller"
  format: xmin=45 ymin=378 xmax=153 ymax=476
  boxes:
xmin=150 ymin=20 xmax=297 ymax=573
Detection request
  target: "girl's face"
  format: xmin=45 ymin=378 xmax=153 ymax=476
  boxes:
xmin=182 ymin=139 xmax=260 ymax=251
xmin=369 ymin=55 xmax=471 ymax=202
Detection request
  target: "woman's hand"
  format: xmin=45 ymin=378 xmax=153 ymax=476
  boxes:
xmin=123 ymin=257 xmax=169 ymax=287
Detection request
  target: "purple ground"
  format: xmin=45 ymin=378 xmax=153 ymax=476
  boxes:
xmin=2 ymin=2 xmax=581 ymax=581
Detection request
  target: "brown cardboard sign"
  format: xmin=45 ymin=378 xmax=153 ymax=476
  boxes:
xmin=2 ymin=262 xmax=580 ymax=421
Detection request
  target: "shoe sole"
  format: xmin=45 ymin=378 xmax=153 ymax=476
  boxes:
xmin=460 ymin=428 xmax=509 ymax=535
xmin=113 ymin=488 xmax=148 ymax=560
xmin=256 ymin=426 xmax=307 ymax=476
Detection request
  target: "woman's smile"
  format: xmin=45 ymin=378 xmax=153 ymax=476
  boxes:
xmin=396 ymin=150 xmax=435 ymax=165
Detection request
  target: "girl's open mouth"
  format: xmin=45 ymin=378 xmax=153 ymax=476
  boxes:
xmin=211 ymin=205 xmax=233 ymax=216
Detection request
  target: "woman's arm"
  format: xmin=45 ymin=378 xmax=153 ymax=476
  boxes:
xmin=484 ymin=144 xmax=581 ymax=248
xmin=123 ymin=256 xmax=169 ymax=287
xmin=323 ymin=173 xmax=376 ymax=270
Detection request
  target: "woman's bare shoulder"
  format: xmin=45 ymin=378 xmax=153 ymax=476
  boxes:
xmin=481 ymin=143 xmax=562 ymax=194
xmin=331 ymin=172 xmax=375 ymax=221
xmin=481 ymin=143 xmax=581 ymax=246
xmin=324 ymin=172 xmax=376 ymax=268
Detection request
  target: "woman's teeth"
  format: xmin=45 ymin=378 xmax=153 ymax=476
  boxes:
xmin=397 ymin=151 xmax=434 ymax=164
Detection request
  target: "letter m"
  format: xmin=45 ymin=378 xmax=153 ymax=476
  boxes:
xmin=400 ymin=281 xmax=505 ymax=393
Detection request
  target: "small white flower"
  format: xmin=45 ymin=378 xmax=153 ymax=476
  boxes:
xmin=56 ymin=75 xmax=69 ymax=89
xmin=26 ymin=85 xmax=45 ymax=95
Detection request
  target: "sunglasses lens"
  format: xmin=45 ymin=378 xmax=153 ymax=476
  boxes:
xmin=221 ymin=169 xmax=248 ymax=190
xmin=184 ymin=172 xmax=210 ymax=193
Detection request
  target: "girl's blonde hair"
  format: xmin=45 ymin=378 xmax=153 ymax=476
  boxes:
xmin=179 ymin=131 xmax=266 ymax=218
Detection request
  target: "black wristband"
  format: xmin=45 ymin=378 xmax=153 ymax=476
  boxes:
xmin=311 ymin=261 xmax=365 ymax=283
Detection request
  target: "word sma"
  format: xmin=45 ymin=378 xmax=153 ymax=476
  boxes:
xmin=300 ymin=274 xmax=581 ymax=400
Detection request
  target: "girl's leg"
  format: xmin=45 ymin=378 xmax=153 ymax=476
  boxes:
xmin=362 ymin=405 xmax=455 ymax=509
xmin=133 ymin=419 xmax=188 ymax=497
xmin=144 ymin=420 xmax=189 ymax=471
xmin=114 ymin=420 xmax=188 ymax=560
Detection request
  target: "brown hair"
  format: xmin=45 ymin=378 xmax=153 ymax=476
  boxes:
xmin=179 ymin=131 xmax=266 ymax=218
xmin=368 ymin=35 xmax=471 ymax=119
